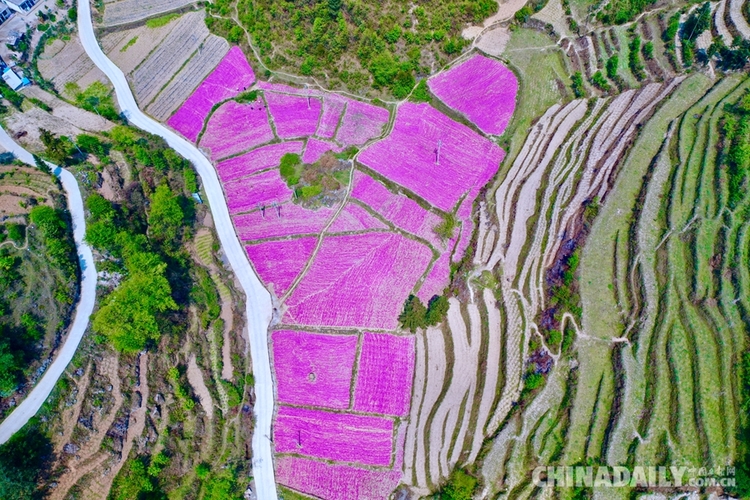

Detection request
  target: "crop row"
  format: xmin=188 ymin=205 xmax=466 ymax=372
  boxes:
xmin=358 ymin=102 xmax=503 ymax=213
xmin=428 ymin=54 xmax=518 ymax=136
xmin=167 ymin=46 xmax=255 ymax=141
xmin=200 ymin=100 xmax=274 ymax=160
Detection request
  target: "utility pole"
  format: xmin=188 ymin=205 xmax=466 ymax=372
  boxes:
xmin=436 ymin=140 xmax=442 ymax=165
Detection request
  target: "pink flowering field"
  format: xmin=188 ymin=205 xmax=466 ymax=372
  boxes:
xmin=216 ymin=141 xmax=303 ymax=183
xmin=224 ymin=169 xmax=292 ymax=215
xmin=276 ymin=423 xmax=406 ymax=500
xmin=272 ymin=330 xmax=358 ymax=410
xmin=327 ymin=202 xmax=388 ymax=233
xmin=274 ymin=406 xmax=394 ymax=466
xmin=353 ymin=333 xmax=415 ymax=416
xmin=335 ymin=100 xmax=389 ymax=146
xmin=234 ymin=202 xmax=335 ymax=241
xmin=245 ymin=237 xmax=316 ymax=297
xmin=350 ymin=171 xmax=444 ymax=248
xmin=316 ymin=96 xmax=347 ymax=138
xmin=302 ymin=137 xmax=341 ymax=164
xmin=284 ymin=232 xmax=433 ymax=330
xmin=359 ymin=102 xmax=504 ymax=212
xmin=167 ymin=46 xmax=255 ymax=141
xmin=417 ymin=250 xmax=452 ymax=302
xmin=199 ymin=100 xmax=274 ymax=160
xmin=163 ymin=47 xmax=519 ymax=500
xmin=265 ymin=92 xmax=322 ymax=139
xmin=428 ymin=54 xmax=518 ymax=136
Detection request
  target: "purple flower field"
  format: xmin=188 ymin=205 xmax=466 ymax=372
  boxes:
xmin=327 ymin=202 xmax=387 ymax=233
xmin=167 ymin=46 xmax=255 ymax=141
xmin=266 ymin=92 xmax=322 ymax=139
xmin=245 ymin=237 xmax=316 ymax=297
xmin=353 ymin=332 xmax=415 ymax=416
xmin=428 ymin=54 xmax=518 ymax=136
xmin=335 ymin=100 xmax=389 ymax=146
xmin=216 ymin=141 xmax=304 ymax=183
xmin=302 ymin=138 xmax=341 ymax=164
xmin=272 ymin=330 xmax=358 ymax=410
xmin=350 ymin=171 xmax=444 ymax=248
xmin=416 ymin=251 xmax=451 ymax=302
xmin=234 ymin=202 xmax=335 ymax=241
xmin=225 ymin=169 xmax=292 ymax=215
xmin=316 ymin=96 xmax=347 ymax=139
xmin=274 ymin=406 xmax=394 ymax=466
xmin=199 ymin=100 xmax=274 ymax=160
xmin=276 ymin=457 xmax=402 ymax=500
xmin=276 ymin=423 xmax=406 ymax=500
xmin=284 ymin=232 xmax=432 ymax=330
xmin=358 ymin=102 xmax=504 ymax=212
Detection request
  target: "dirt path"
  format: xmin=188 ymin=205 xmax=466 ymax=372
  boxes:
xmin=187 ymin=353 xmax=214 ymax=419
xmin=50 ymin=355 xmax=124 ymax=500
xmin=79 ymin=353 xmax=149 ymax=500
xmin=729 ymin=0 xmax=750 ymax=38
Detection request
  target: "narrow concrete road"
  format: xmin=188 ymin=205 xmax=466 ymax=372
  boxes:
xmin=76 ymin=2 xmax=278 ymax=497
xmin=0 ymin=127 xmax=97 ymax=445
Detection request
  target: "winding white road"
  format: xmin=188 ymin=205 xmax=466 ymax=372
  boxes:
xmin=76 ymin=2 xmax=278 ymax=497
xmin=0 ymin=127 xmax=97 ymax=445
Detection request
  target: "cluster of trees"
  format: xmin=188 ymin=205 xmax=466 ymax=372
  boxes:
xmin=399 ymin=294 xmax=450 ymax=332
xmin=64 ymin=81 xmax=120 ymax=121
xmin=627 ymin=34 xmax=646 ymax=80
xmin=279 ymin=151 xmax=350 ymax=203
xmin=29 ymin=204 xmax=78 ymax=294
xmin=679 ymin=2 xmax=711 ymax=66
xmin=0 ymin=420 xmax=53 ymax=499
xmin=206 ymin=0 xmax=496 ymax=97
xmin=80 ymin=126 xmax=200 ymax=354
xmin=109 ymin=453 xmax=170 ymax=500
xmin=433 ymin=468 xmax=478 ymax=500
xmin=598 ymin=0 xmax=655 ymax=25
xmin=721 ymin=92 xmax=750 ymax=210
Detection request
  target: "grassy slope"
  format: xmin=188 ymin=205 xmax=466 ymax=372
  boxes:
xmin=567 ymin=73 xmax=712 ymax=466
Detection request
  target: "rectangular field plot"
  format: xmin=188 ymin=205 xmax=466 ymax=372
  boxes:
xmin=358 ymin=102 xmax=503 ymax=212
xmin=146 ymin=35 xmax=229 ymax=121
xmin=234 ymin=202 xmax=334 ymax=241
xmin=350 ymin=171 xmax=445 ymax=248
xmin=335 ymin=100 xmax=389 ymax=147
xmin=302 ymin=137 xmax=341 ymax=164
xmin=284 ymin=232 xmax=433 ymax=330
xmin=428 ymin=54 xmax=518 ymax=136
xmin=224 ymin=169 xmax=291 ymax=214
xmin=316 ymin=96 xmax=347 ymax=139
xmin=131 ymin=11 xmax=209 ymax=107
xmin=265 ymin=92 xmax=322 ymax=139
xmin=327 ymin=203 xmax=388 ymax=233
xmin=245 ymin=238 xmax=316 ymax=297
xmin=353 ymin=332 xmax=415 ymax=416
xmin=276 ymin=456 xmax=403 ymax=500
xmin=167 ymin=46 xmax=255 ymax=141
xmin=274 ymin=406 xmax=394 ymax=466
xmin=216 ymin=141 xmax=303 ymax=183
xmin=102 ymin=0 xmax=195 ymax=27
xmin=272 ymin=330 xmax=358 ymax=410
xmin=199 ymin=100 xmax=274 ymax=160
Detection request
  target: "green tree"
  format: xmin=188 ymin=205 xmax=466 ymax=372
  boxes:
xmin=0 ymin=423 xmax=53 ymax=499
xmin=440 ymin=469 xmax=478 ymax=500
xmin=399 ymin=294 xmax=427 ymax=332
xmin=425 ymin=294 xmax=449 ymax=325
xmin=571 ymin=72 xmax=584 ymax=98
xmin=39 ymin=128 xmax=70 ymax=165
xmin=92 ymin=265 xmax=177 ymax=353
xmin=606 ymin=55 xmax=619 ymax=79
xmin=148 ymin=184 xmax=184 ymax=246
